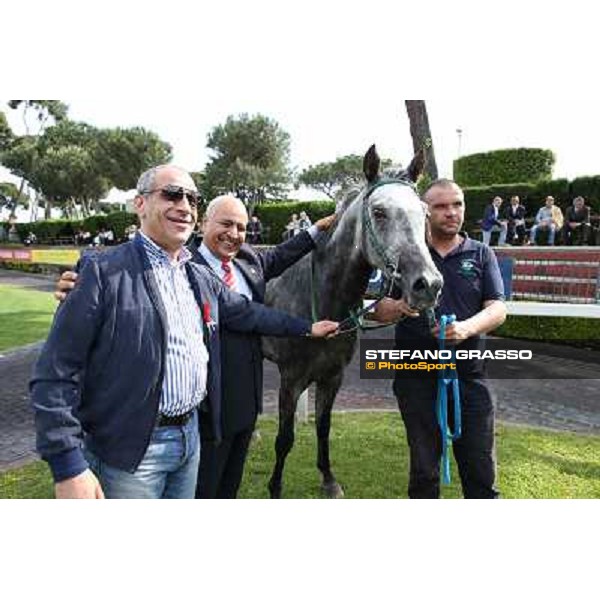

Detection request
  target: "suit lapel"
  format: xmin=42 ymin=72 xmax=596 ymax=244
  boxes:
xmin=235 ymin=257 xmax=262 ymax=298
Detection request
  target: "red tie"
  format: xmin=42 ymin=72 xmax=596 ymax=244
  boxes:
xmin=221 ymin=260 xmax=235 ymax=289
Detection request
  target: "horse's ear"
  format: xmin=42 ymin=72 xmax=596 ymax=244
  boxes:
xmin=406 ymin=144 xmax=427 ymax=183
xmin=363 ymin=144 xmax=380 ymax=183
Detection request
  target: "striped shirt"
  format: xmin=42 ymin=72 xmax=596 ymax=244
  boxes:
xmin=139 ymin=232 xmax=208 ymax=416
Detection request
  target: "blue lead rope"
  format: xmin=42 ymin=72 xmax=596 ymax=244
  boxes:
xmin=436 ymin=314 xmax=462 ymax=485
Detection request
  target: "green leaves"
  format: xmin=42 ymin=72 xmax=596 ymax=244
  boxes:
xmin=454 ymin=148 xmax=556 ymax=187
xmin=0 ymin=106 xmax=171 ymax=217
xmin=298 ymin=154 xmax=364 ymax=199
xmin=298 ymin=154 xmax=394 ymax=199
xmin=203 ymin=113 xmax=292 ymax=207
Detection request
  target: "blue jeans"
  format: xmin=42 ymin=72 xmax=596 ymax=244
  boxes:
xmin=84 ymin=411 xmax=200 ymax=499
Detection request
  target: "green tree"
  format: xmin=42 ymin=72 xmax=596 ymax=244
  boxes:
xmin=8 ymin=100 xmax=68 ymax=134
xmin=3 ymin=100 xmax=69 ymax=216
xmin=298 ymin=154 xmax=394 ymax=199
xmin=0 ymin=111 xmax=14 ymax=152
xmin=0 ymin=181 xmax=26 ymax=214
xmin=96 ymin=126 xmax=172 ymax=191
xmin=1 ymin=118 xmax=172 ymax=219
xmin=203 ymin=113 xmax=292 ymax=212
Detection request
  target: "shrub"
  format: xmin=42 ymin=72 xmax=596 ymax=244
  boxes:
xmin=570 ymin=176 xmax=600 ymax=212
xmin=256 ymin=200 xmax=336 ymax=243
xmin=14 ymin=219 xmax=83 ymax=242
xmin=496 ymin=315 xmax=600 ymax=350
xmin=454 ymin=148 xmax=555 ymax=187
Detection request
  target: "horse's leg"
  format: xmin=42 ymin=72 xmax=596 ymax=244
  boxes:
xmin=268 ymin=374 xmax=306 ymax=499
xmin=315 ymin=371 xmax=345 ymax=499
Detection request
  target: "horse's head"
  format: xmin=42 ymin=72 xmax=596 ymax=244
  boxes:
xmin=359 ymin=144 xmax=443 ymax=310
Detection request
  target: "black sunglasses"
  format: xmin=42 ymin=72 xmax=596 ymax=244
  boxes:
xmin=144 ymin=185 xmax=200 ymax=208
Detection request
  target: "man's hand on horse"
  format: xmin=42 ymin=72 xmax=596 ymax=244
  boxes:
xmin=310 ymin=320 xmax=339 ymax=338
xmin=373 ymin=297 xmax=420 ymax=323
xmin=314 ymin=214 xmax=337 ymax=231
xmin=54 ymin=270 xmax=78 ymax=302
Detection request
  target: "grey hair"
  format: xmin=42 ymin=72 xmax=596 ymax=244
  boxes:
xmin=136 ymin=164 xmax=191 ymax=194
xmin=205 ymin=194 xmax=247 ymax=220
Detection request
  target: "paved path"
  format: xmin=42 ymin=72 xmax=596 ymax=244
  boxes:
xmin=1 ymin=268 xmax=599 ymax=472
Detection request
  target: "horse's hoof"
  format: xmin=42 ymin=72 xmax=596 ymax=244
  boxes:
xmin=268 ymin=481 xmax=282 ymax=499
xmin=321 ymin=481 xmax=344 ymax=499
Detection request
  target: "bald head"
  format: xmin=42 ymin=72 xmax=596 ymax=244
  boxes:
xmin=203 ymin=194 xmax=249 ymax=261
xmin=205 ymin=194 xmax=247 ymax=221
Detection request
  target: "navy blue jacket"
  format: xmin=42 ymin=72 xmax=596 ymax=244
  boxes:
xmin=30 ymin=235 xmax=312 ymax=482
xmin=189 ymin=231 xmax=316 ymax=437
xmin=481 ymin=204 xmax=504 ymax=231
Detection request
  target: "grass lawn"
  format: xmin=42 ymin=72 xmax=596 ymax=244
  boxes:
xmin=0 ymin=284 xmax=56 ymax=351
xmin=2 ymin=413 xmax=598 ymax=499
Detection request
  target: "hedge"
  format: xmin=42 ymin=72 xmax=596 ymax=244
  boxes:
xmin=496 ymin=315 xmax=600 ymax=350
xmin=454 ymin=148 xmax=555 ymax=187
xmin=462 ymin=178 xmax=598 ymax=233
xmin=9 ymin=174 xmax=600 ymax=246
xmin=253 ymin=200 xmax=336 ymax=244
xmin=13 ymin=212 xmax=139 ymax=243
xmin=570 ymin=175 xmax=600 ymax=203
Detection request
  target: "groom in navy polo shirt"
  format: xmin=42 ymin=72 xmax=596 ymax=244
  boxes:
xmin=375 ymin=179 xmax=506 ymax=499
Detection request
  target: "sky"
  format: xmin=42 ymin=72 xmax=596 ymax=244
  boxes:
xmin=2 ymin=2 xmax=598 ymax=218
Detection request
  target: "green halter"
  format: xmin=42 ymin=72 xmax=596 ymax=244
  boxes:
xmin=362 ymin=177 xmax=417 ymax=276
xmin=310 ymin=177 xmax=416 ymax=323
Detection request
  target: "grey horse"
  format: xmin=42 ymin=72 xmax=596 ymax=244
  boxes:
xmin=262 ymin=145 xmax=443 ymax=498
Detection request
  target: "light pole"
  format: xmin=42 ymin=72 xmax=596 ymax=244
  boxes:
xmin=456 ymin=128 xmax=463 ymax=157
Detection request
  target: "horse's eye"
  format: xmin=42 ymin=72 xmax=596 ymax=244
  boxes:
xmin=372 ymin=208 xmax=386 ymax=220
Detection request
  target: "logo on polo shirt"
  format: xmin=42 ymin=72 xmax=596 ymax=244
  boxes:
xmin=458 ymin=258 xmax=477 ymax=279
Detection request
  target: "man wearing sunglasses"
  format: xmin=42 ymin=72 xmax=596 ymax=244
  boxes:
xmin=33 ymin=165 xmax=338 ymax=499
xmin=191 ymin=194 xmax=336 ymax=499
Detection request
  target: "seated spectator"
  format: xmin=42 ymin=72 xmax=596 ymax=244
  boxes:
xmin=23 ymin=231 xmax=38 ymax=246
xmin=564 ymin=196 xmax=592 ymax=246
xmin=298 ymin=210 xmax=312 ymax=232
xmin=504 ymin=195 xmax=527 ymax=245
xmin=103 ymin=228 xmax=115 ymax=246
xmin=529 ymin=196 xmax=563 ymax=245
xmin=76 ymin=229 xmax=92 ymax=246
xmin=481 ymin=196 xmax=508 ymax=246
xmin=125 ymin=224 xmax=138 ymax=241
xmin=247 ymin=214 xmax=264 ymax=244
xmin=283 ymin=213 xmax=300 ymax=240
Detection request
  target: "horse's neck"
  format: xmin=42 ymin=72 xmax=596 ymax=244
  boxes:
xmin=314 ymin=206 xmax=372 ymax=320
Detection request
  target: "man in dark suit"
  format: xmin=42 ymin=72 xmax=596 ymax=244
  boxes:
xmin=191 ymin=194 xmax=335 ymax=498
xmin=481 ymin=196 xmax=508 ymax=246
xmin=504 ymin=195 xmax=527 ymax=245
xmin=564 ymin=196 xmax=592 ymax=245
